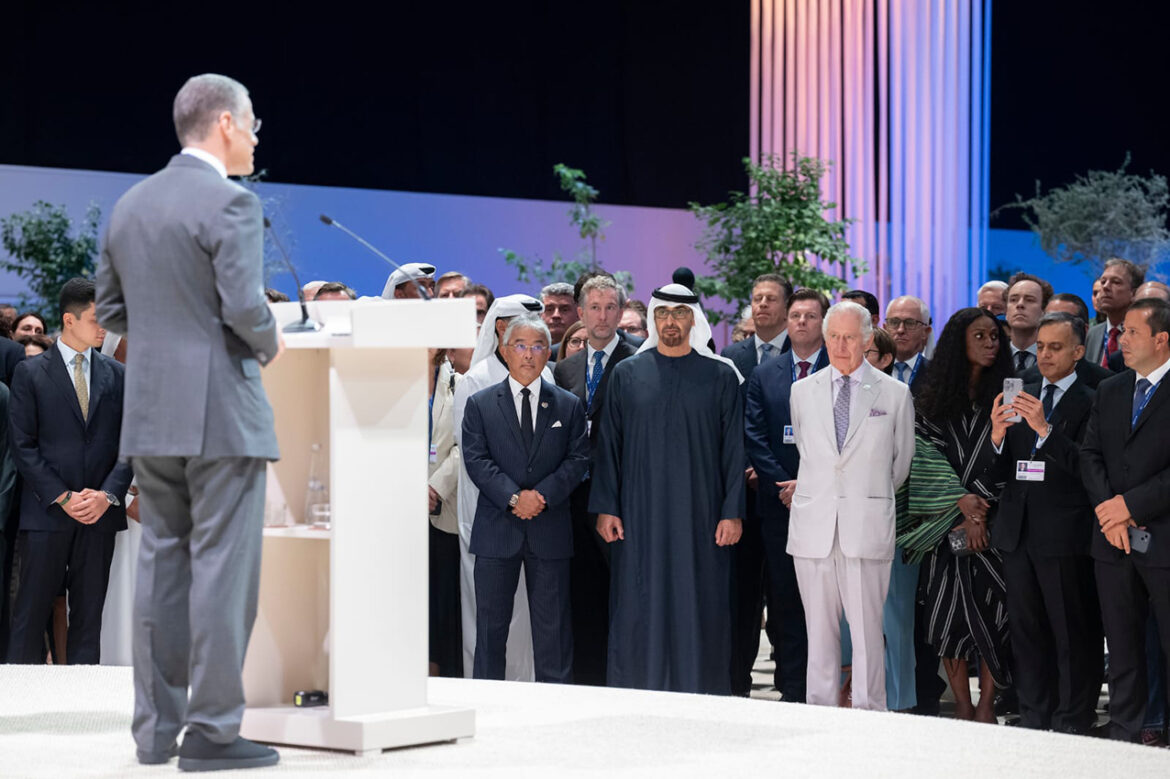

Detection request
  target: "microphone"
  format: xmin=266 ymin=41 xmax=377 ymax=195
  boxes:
xmin=318 ymin=214 xmax=432 ymax=300
xmin=264 ymin=217 xmax=322 ymax=333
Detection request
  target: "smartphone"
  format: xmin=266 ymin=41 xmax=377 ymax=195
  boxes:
xmin=1003 ymin=378 xmax=1024 ymax=423
xmin=1128 ymin=526 xmax=1151 ymax=554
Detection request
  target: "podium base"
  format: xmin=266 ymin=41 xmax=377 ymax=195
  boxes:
xmin=241 ymin=703 xmax=475 ymax=755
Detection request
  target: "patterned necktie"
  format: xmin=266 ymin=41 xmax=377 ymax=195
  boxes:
xmin=1042 ymin=383 xmax=1057 ymax=418
xmin=1015 ymin=350 xmax=1029 ymax=373
xmin=73 ymin=353 xmax=88 ymax=422
xmin=895 ymin=361 xmax=909 ymax=383
xmin=797 ymin=360 xmax=811 ymax=380
xmin=1103 ymin=327 xmax=1120 ymax=367
xmin=586 ymin=350 xmax=605 ymax=409
xmin=760 ymin=343 xmax=775 ymax=363
xmin=1132 ymin=378 xmax=1152 ymax=430
xmin=520 ymin=387 xmax=534 ymax=449
xmin=834 ymin=375 xmax=851 ymax=452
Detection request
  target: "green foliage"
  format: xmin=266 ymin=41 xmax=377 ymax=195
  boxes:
xmin=0 ymin=200 xmax=101 ymax=323
xmin=500 ymin=164 xmax=633 ymax=294
xmin=998 ymin=154 xmax=1170 ymax=278
xmin=690 ymin=153 xmax=865 ymax=323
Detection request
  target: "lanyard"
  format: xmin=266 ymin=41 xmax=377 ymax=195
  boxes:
xmin=897 ymin=355 xmax=921 ymax=387
xmin=1132 ymin=379 xmax=1160 ymax=428
xmin=428 ymin=365 xmax=440 ymax=452
xmin=1028 ymin=394 xmax=1058 ymax=459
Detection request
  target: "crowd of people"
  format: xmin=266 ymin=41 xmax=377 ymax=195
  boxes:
xmin=3 ymin=249 xmax=1169 ymax=751
xmin=409 ymin=257 xmax=1169 ymax=748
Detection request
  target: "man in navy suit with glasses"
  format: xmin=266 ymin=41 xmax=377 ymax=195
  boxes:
xmin=461 ymin=314 xmax=589 ymax=682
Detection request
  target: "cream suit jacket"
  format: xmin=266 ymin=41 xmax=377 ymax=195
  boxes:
xmin=786 ymin=361 xmax=914 ymax=561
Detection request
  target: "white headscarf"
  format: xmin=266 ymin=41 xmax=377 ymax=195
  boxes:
xmin=380 ymin=262 xmax=436 ymax=298
xmin=637 ymin=283 xmax=743 ymax=383
xmin=469 ymin=294 xmax=545 ymax=368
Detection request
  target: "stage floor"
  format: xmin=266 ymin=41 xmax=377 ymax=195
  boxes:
xmin=1 ymin=665 xmax=1167 ymax=778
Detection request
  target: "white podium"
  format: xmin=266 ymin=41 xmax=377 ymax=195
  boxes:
xmin=240 ymin=299 xmax=477 ymax=755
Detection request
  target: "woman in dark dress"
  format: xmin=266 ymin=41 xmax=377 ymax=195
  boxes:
xmin=915 ymin=307 xmax=1014 ymax=722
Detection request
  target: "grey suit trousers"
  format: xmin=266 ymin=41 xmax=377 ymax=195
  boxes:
xmin=131 ymin=456 xmax=266 ymax=753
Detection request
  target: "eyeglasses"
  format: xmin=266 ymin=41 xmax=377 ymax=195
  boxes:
xmin=864 ymin=349 xmax=881 ymax=358
xmin=509 ymin=343 xmax=548 ymax=355
xmin=885 ymin=317 xmax=926 ymax=330
xmin=567 ymin=337 xmax=587 ymax=348
xmin=233 ymin=115 xmax=262 ymax=136
xmin=653 ymin=307 xmax=692 ymax=321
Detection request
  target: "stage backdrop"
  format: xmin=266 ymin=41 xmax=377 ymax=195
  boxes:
xmin=751 ymin=0 xmax=992 ymax=323
xmin=0 ymin=163 xmax=705 ymax=314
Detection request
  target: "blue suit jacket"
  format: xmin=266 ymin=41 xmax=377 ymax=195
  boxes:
xmin=9 ymin=345 xmax=133 ymax=533
xmin=462 ymin=377 xmax=589 ymax=559
xmin=743 ymin=348 xmax=829 ymax=521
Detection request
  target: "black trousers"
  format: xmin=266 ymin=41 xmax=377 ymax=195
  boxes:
xmin=428 ymin=523 xmax=462 ymax=678
xmin=1003 ymin=546 xmax=1102 ymax=732
xmin=759 ymin=511 xmax=807 ymax=701
xmin=474 ymin=536 xmax=573 ymax=683
xmin=730 ymin=498 xmax=765 ymax=696
xmin=568 ymin=481 xmax=609 ymax=686
xmin=1095 ymin=557 xmax=1170 ymax=742
xmin=6 ymin=526 xmax=116 ymax=664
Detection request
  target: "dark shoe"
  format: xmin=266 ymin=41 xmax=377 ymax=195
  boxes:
xmin=178 ymin=730 xmax=279 ymax=772
xmin=1086 ymin=722 xmax=1114 ymax=739
xmin=993 ymin=690 xmax=1019 ymax=716
xmin=1141 ymin=727 xmax=1168 ymax=748
xmin=137 ymin=744 xmax=179 ymax=764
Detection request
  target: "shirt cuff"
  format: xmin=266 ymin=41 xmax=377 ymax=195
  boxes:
xmin=991 ymin=438 xmax=1004 ymax=455
xmin=1035 ymin=434 xmax=1048 ymax=450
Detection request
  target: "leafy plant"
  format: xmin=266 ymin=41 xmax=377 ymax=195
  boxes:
xmin=500 ymin=164 xmax=633 ymax=293
xmin=996 ymin=154 xmax=1170 ymax=278
xmin=690 ymin=153 xmax=864 ymax=323
xmin=0 ymin=200 xmax=101 ymax=324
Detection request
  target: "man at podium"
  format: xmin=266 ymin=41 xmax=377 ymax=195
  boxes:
xmin=96 ymin=73 xmax=283 ymax=772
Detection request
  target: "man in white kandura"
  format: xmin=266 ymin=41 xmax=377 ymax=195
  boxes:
xmin=786 ymin=301 xmax=914 ymax=711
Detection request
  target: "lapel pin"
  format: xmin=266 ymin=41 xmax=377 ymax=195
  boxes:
xmin=541 ymin=401 xmax=548 ymax=408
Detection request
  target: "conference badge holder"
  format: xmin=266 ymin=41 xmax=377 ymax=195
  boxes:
xmin=1015 ymin=460 xmax=1045 ymax=481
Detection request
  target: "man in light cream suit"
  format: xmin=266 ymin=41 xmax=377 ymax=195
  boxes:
xmin=786 ymin=301 xmax=914 ymax=711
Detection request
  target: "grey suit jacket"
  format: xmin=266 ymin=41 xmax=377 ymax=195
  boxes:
xmin=95 ymin=154 xmax=280 ymax=459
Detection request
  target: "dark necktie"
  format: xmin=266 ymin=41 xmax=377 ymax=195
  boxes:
xmin=520 ymin=387 xmax=534 ymax=449
xmin=1015 ymin=350 xmax=1029 ymax=373
xmin=1103 ymin=327 xmax=1120 ymax=367
xmin=895 ymin=361 xmax=909 ymax=384
xmin=1132 ymin=378 xmax=1152 ymax=430
xmin=797 ymin=360 xmax=811 ymax=380
xmin=1042 ymin=383 xmax=1056 ymax=418
xmin=586 ymin=351 xmax=605 ymax=408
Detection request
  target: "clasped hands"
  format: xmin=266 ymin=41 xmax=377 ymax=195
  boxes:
xmin=955 ymin=493 xmax=991 ymax=552
xmin=596 ymin=514 xmax=743 ymax=547
xmin=990 ymin=391 xmax=1049 ymax=445
xmin=1096 ymin=494 xmax=1138 ymax=553
xmin=512 ymin=489 xmax=546 ymax=520
xmin=56 ymin=489 xmax=113 ymax=525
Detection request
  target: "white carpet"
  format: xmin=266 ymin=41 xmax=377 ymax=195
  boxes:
xmin=0 ymin=665 xmax=1166 ymax=778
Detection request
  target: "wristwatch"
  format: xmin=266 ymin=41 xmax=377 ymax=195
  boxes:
xmin=57 ymin=491 xmax=72 ymax=506
xmin=104 ymin=491 xmax=121 ymax=507
xmin=508 ymin=493 xmax=520 ymax=508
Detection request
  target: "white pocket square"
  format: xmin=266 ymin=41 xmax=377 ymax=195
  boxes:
xmin=551 ymin=420 xmax=563 ymax=428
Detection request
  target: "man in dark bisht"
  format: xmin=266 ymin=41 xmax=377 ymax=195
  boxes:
xmin=590 ymin=283 xmax=746 ymax=694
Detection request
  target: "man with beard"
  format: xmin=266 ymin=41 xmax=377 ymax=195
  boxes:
xmin=591 ymin=284 xmax=745 ymax=694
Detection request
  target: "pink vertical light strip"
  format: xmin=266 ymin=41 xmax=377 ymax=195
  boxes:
xmin=828 ymin=0 xmax=844 ymax=277
xmin=876 ymin=0 xmax=889 ymax=301
xmin=784 ymin=0 xmax=797 ymax=160
xmin=758 ymin=0 xmax=767 ymax=162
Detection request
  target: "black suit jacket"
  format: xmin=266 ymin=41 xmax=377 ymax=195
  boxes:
xmin=552 ymin=331 xmax=641 ymax=454
xmin=1020 ymin=358 xmax=1113 ymax=390
xmin=991 ymin=379 xmax=1095 ymax=556
xmin=0 ymin=338 xmax=26 ymax=387
xmin=461 ymin=378 xmax=589 ymax=559
xmin=1081 ymin=367 xmax=1170 ymax=566
xmin=721 ymin=335 xmax=789 ymax=389
xmin=9 ymin=345 xmax=132 ymax=533
xmin=744 ymin=348 xmax=830 ymax=521
xmin=1107 ymin=350 xmax=1126 ymax=374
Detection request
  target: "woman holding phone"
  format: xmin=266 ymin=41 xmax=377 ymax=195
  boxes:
xmin=915 ymin=307 xmax=1015 ymax=722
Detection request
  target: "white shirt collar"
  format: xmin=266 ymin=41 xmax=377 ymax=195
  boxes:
xmin=753 ymin=330 xmax=787 ymax=351
xmin=1136 ymin=356 xmax=1170 ymax=387
xmin=1010 ymin=341 xmax=1038 ymax=356
xmin=180 ymin=147 xmax=228 ymax=179
xmin=895 ymin=352 xmax=923 ymax=370
xmin=829 ymin=360 xmax=869 ymax=385
xmin=56 ymin=339 xmax=92 ymax=367
xmin=586 ymin=334 xmax=620 ymax=364
xmin=791 ymin=345 xmax=822 ymax=367
xmin=508 ymin=375 xmax=542 ymax=398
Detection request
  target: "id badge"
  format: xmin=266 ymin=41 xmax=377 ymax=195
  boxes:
xmin=1016 ymin=460 xmax=1045 ymax=482
xmin=783 ymin=425 xmax=796 ymax=445
xmin=429 ymin=444 xmax=439 ymax=464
